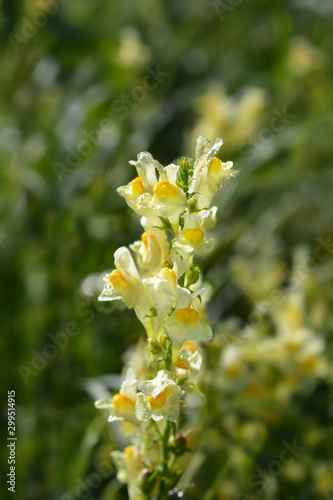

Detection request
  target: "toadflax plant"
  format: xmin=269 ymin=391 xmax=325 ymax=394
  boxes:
xmin=94 ymin=136 xmax=235 ymax=499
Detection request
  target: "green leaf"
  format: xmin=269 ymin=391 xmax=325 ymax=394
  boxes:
xmin=187 ymin=266 xmax=200 ymax=288
xmin=153 ymin=216 xmax=175 ymax=236
xmin=176 ymin=156 xmax=194 ymax=198
xmin=187 ymin=191 xmax=199 ymax=200
xmin=145 ymin=306 xmax=157 ymax=318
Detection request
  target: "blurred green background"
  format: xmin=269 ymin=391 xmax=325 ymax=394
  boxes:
xmin=1 ymin=0 xmax=332 ymax=499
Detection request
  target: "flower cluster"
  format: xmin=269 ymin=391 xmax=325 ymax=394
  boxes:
xmin=199 ymin=256 xmax=332 ymax=499
xmin=94 ymin=136 xmax=234 ymax=499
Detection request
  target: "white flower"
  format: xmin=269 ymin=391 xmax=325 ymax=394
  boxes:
xmin=275 ymin=291 xmax=304 ymax=333
xmin=189 ymin=136 xmax=234 ymax=210
xmin=98 ymin=246 xmax=155 ymax=336
xmin=111 ymin=444 xmax=143 ymax=499
xmin=116 ymin=151 xmax=161 ymax=216
xmin=172 ymin=210 xmax=216 ymax=259
xmin=143 ymin=261 xmax=190 ymax=331
xmin=118 ymin=152 xmax=187 ymax=229
xmin=219 ymin=345 xmax=244 ymax=378
xmin=137 ymin=163 xmax=187 ymax=228
xmin=130 ymin=151 xmax=161 ymax=193
xmin=135 ymin=370 xmax=182 ymax=422
xmin=130 ymin=217 xmax=168 ymax=277
xmin=164 ymin=290 xmax=212 ymax=344
xmin=175 ymin=349 xmax=203 ymax=380
xmin=296 ymin=337 xmax=327 ymax=376
xmin=116 ymin=175 xmax=146 ymax=215
xmin=94 ymin=367 xmax=138 ymax=422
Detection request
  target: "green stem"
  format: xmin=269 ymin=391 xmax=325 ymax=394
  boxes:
xmin=158 ymin=420 xmax=171 ymax=500
xmin=152 ymin=421 xmax=163 ymax=439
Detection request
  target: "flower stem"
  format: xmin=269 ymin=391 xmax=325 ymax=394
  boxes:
xmin=158 ymin=420 xmax=171 ymax=499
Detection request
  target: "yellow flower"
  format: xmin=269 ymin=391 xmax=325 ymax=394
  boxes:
xmin=143 ymin=260 xmax=190 ymax=332
xmin=111 ymin=444 xmax=144 ymax=499
xmin=135 ymin=370 xmax=182 ymax=422
xmin=117 ymin=151 xmax=160 ymax=216
xmin=130 ymin=217 xmax=168 ymax=277
xmin=98 ymin=246 xmax=155 ymax=336
xmin=219 ymin=345 xmax=244 ymax=379
xmin=172 ymin=210 xmax=216 ymax=258
xmin=175 ymin=349 xmax=203 ymax=380
xmin=94 ymin=367 xmax=138 ymax=423
xmin=189 ymin=136 xmax=234 ymax=210
xmin=164 ymin=291 xmax=212 ymax=344
xmin=137 ymin=164 xmax=187 ymax=226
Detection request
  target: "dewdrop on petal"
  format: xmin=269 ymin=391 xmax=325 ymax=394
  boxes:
xmin=130 ymin=217 xmax=168 ymax=277
xmin=172 ymin=210 xmax=216 ymax=259
xmin=189 ymin=136 xmax=235 ymax=210
xmin=165 ymin=296 xmax=213 ymax=344
xmin=135 ymin=370 xmax=182 ymax=422
xmin=91 ymin=136 xmax=236 ymax=498
xmin=175 ymin=349 xmax=203 ymax=380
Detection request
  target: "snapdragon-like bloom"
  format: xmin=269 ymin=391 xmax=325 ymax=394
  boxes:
xmin=111 ymin=445 xmax=144 ymax=499
xmin=175 ymin=349 xmax=203 ymax=380
xmin=94 ymin=367 xmax=138 ymax=422
xmin=98 ymin=246 xmax=155 ymax=336
xmin=137 ymin=164 xmax=187 ymax=228
xmin=164 ymin=290 xmax=212 ymax=344
xmin=92 ymin=136 xmax=235 ymax=499
xmin=136 ymin=370 xmax=182 ymax=422
xmin=172 ymin=210 xmax=216 ymax=259
xmin=189 ymin=136 xmax=235 ymax=210
xmin=130 ymin=217 xmax=168 ymax=277
xmin=116 ymin=151 xmax=160 ymax=215
xmin=143 ymin=261 xmax=190 ymax=331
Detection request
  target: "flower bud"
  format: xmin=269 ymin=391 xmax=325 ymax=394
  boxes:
xmin=148 ymin=339 xmax=163 ymax=355
xmin=138 ymin=468 xmax=155 ymax=494
xmin=175 ymin=432 xmax=187 ymax=449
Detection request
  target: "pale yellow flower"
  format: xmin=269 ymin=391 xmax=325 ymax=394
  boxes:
xmin=175 ymin=349 xmax=203 ymax=380
xmin=130 ymin=217 xmax=168 ymax=277
xmin=116 ymin=151 xmax=161 ymax=216
xmin=137 ymin=165 xmax=187 ymax=227
xmin=189 ymin=136 xmax=234 ymax=210
xmin=164 ymin=291 xmax=212 ymax=344
xmin=143 ymin=262 xmax=190 ymax=331
xmin=94 ymin=367 xmax=138 ymax=423
xmin=111 ymin=444 xmax=144 ymax=499
xmin=135 ymin=370 xmax=182 ymax=422
xmin=172 ymin=210 xmax=216 ymax=259
xmin=219 ymin=344 xmax=245 ymax=379
xmin=98 ymin=246 xmax=155 ymax=336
